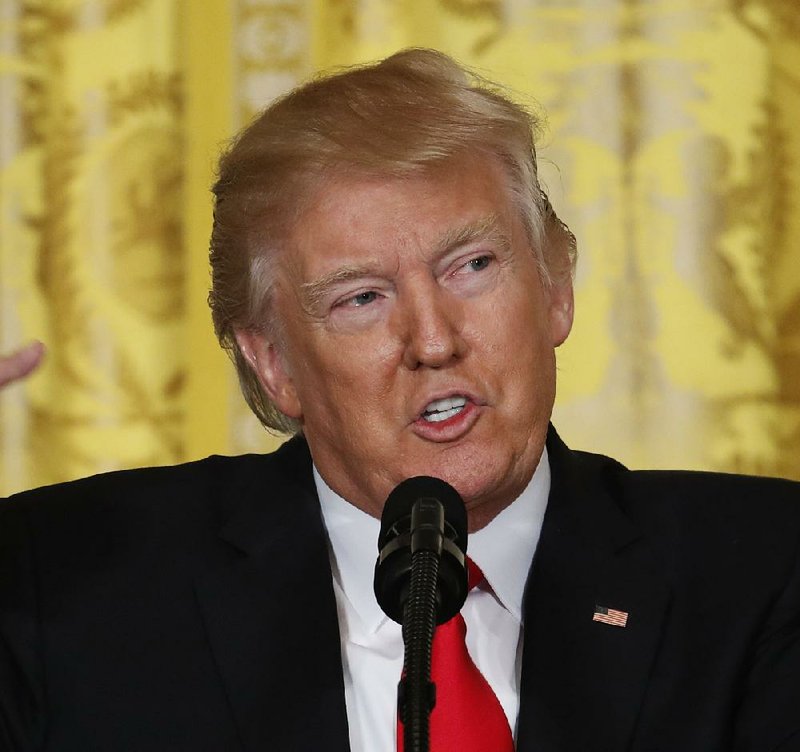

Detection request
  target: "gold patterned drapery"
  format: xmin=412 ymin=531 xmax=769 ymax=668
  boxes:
xmin=1 ymin=0 xmax=184 ymax=494
xmin=1 ymin=0 xmax=799 ymax=496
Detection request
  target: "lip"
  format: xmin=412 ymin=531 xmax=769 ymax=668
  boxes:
xmin=411 ymin=390 xmax=485 ymax=443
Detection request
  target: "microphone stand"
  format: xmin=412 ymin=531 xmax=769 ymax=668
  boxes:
xmin=398 ymin=499 xmax=444 ymax=752
xmin=374 ymin=476 xmax=468 ymax=752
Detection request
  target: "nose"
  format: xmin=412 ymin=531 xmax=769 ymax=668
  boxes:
xmin=397 ymin=280 xmax=466 ymax=370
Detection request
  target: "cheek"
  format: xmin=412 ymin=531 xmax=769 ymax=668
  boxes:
xmin=292 ymin=333 xmax=400 ymax=414
xmin=491 ymin=298 xmax=557 ymax=401
xmin=324 ymin=331 xmax=402 ymax=387
xmin=478 ymin=285 xmax=547 ymax=354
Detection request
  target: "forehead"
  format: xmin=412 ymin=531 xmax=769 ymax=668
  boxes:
xmin=283 ymin=158 xmax=521 ymax=277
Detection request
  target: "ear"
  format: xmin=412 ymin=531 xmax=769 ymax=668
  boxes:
xmin=548 ymin=278 xmax=574 ymax=347
xmin=234 ymin=328 xmax=303 ymax=419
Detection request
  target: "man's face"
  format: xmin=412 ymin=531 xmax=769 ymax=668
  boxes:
xmin=238 ymin=157 xmax=573 ymax=530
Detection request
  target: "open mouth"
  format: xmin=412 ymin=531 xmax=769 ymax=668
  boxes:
xmin=421 ymin=395 xmax=468 ymax=423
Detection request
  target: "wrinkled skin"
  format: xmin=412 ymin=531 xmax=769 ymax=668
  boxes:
xmin=237 ymin=157 xmax=573 ymax=531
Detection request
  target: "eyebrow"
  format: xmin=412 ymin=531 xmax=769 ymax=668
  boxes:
xmin=433 ymin=213 xmax=506 ymax=256
xmin=299 ymin=213 xmax=508 ymax=311
xmin=300 ymin=264 xmax=384 ymax=312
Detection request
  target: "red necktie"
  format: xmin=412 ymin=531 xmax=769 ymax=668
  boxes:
xmin=398 ymin=559 xmax=515 ymax=751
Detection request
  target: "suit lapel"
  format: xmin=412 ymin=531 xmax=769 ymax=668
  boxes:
xmin=195 ymin=438 xmax=350 ymax=752
xmin=517 ymin=429 xmax=671 ymax=752
xmin=193 ymin=429 xmax=670 ymax=751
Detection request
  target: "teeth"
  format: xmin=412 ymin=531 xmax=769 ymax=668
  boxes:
xmin=423 ymin=395 xmax=467 ymax=422
xmin=424 ymin=407 xmax=463 ymax=423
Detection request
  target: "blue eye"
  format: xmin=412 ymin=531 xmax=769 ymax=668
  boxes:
xmin=351 ymin=291 xmax=378 ymax=306
xmin=468 ymin=256 xmax=491 ymax=271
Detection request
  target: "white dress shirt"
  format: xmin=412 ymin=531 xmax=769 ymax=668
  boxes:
xmin=315 ymin=450 xmax=550 ymax=752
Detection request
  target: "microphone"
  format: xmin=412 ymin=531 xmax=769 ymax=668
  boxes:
xmin=374 ymin=476 xmax=470 ymax=752
xmin=374 ymin=476 xmax=469 ymax=625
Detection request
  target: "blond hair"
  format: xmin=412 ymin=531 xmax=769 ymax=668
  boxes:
xmin=209 ymin=48 xmax=576 ymax=434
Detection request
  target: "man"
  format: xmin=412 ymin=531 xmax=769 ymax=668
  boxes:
xmin=1 ymin=49 xmax=799 ymax=752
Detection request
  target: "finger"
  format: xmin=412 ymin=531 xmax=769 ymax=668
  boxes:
xmin=0 ymin=341 xmax=46 ymax=388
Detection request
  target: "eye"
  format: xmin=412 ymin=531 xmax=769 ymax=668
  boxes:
xmin=468 ymin=255 xmax=491 ymax=271
xmin=342 ymin=290 xmax=379 ymax=307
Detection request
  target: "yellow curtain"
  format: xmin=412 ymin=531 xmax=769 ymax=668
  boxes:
xmin=1 ymin=0 xmax=184 ymax=494
xmin=2 ymin=0 xmax=799 ymax=496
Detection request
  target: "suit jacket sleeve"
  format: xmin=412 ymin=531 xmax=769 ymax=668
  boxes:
xmin=520 ymin=430 xmax=800 ymax=752
xmin=734 ymin=532 xmax=800 ymax=751
xmin=0 ymin=500 xmax=44 ymax=751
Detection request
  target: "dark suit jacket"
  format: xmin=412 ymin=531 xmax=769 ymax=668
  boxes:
xmin=1 ymin=428 xmax=799 ymax=751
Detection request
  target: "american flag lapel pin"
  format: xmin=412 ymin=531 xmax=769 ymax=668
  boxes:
xmin=593 ymin=604 xmax=629 ymax=628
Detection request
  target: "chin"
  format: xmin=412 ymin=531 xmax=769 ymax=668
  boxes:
xmin=420 ymin=462 xmax=503 ymax=508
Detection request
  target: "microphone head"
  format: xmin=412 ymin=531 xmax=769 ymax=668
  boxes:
xmin=378 ymin=475 xmax=468 ymax=551
xmin=374 ymin=476 xmax=468 ymax=625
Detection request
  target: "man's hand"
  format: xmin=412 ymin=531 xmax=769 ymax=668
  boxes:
xmin=0 ymin=341 xmax=45 ymax=388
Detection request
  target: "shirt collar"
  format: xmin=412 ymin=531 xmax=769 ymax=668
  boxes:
xmin=315 ymin=448 xmax=551 ymax=634
xmin=467 ymin=449 xmax=550 ymax=622
xmin=316 ymin=467 xmax=386 ymax=633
